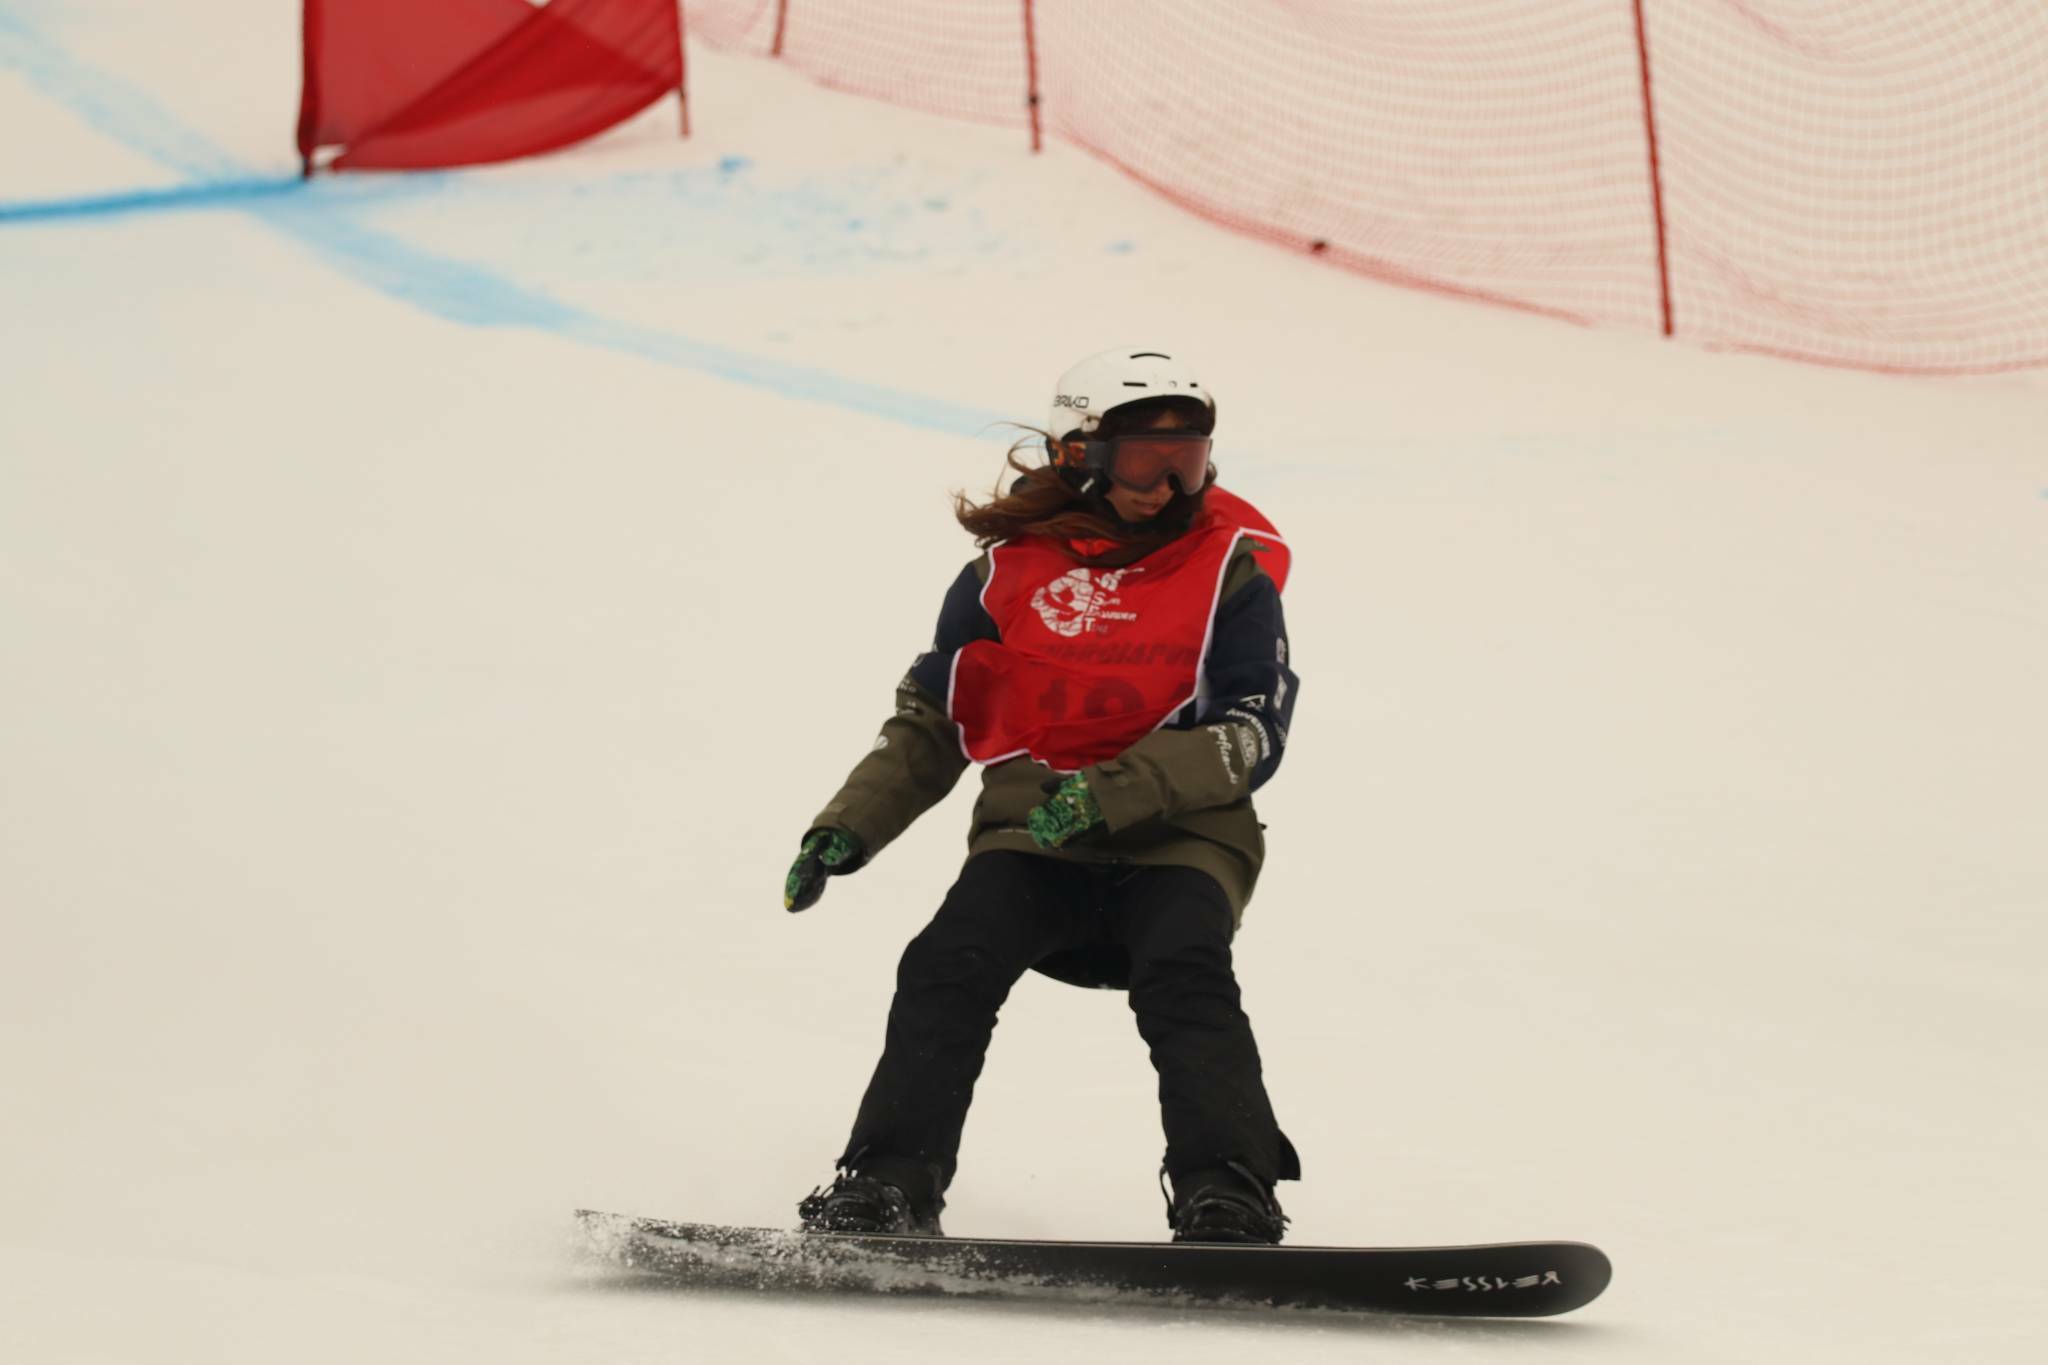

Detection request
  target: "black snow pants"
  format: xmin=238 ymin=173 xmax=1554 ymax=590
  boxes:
xmin=838 ymin=850 xmax=1298 ymax=1211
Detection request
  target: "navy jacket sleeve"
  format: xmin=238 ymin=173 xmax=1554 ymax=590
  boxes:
xmin=1194 ymin=568 xmax=1298 ymax=792
xmin=907 ymin=557 xmax=999 ymax=703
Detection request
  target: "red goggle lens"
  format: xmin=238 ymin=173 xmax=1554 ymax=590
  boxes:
xmin=1100 ymin=434 xmax=1213 ymax=492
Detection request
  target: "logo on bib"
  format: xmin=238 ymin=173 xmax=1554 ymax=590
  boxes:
xmin=1030 ymin=566 xmax=1142 ymax=638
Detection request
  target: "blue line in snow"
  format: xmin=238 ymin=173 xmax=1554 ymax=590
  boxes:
xmin=0 ymin=15 xmax=1013 ymax=440
xmin=0 ymin=177 xmax=305 ymax=223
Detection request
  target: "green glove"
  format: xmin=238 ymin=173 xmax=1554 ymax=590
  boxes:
xmin=784 ymin=829 xmax=863 ymax=912
xmin=1027 ymin=773 xmax=1104 ymax=850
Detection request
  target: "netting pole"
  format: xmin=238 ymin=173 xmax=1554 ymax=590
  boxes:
xmin=1022 ymin=0 xmax=1042 ymax=153
xmin=675 ymin=1 xmax=691 ymax=137
xmin=771 ymin=0 xmax=789 ymax=58
xmin=295 ymin=0 xmax=320 ymax=178
xmin=1631 ymin=0 xmax=1674 ymax=338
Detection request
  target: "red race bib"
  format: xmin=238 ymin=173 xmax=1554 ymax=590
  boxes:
xmin=950 ymin=492 xmax=1287 ymax=771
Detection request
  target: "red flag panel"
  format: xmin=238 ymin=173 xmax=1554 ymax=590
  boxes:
xmin=300 ymin=0 xmax=682 ymax=172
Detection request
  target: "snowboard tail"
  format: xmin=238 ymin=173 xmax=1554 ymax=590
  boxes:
xmin=574 ymin=1210 xmax=1611 ymax=1318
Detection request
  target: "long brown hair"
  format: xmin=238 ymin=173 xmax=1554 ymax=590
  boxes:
xmin=953 ymin=429 xmax=1214 ymax=568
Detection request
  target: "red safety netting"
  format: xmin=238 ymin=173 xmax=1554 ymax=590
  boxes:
xmin=1034 ymin=2 xmax=1662 ymax=331
xmin=688 ymin=1 xmax=2048 ymax=374
xmin=1646 ymin=2 xmax=2048 ymax=373
xmin=298 ymin=0 xmax=683 ymax=172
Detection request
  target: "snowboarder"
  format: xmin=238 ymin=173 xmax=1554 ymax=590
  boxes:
xmin=784 ymin=347 xmax=1302 ymax=1244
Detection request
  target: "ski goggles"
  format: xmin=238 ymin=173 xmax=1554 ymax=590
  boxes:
xmin=1077 ymin=432 xmax=1214 ymax=493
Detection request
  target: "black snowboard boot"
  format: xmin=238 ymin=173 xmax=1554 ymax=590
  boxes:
xmin=1165 ymin=1162 xmax=1289 ymax=1245
xmin=798 ymin=1170 xmax=944 ymax=1237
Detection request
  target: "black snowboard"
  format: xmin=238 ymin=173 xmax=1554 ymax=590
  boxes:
xmin=574 ymin=1210 xmax=1611 ymax=1318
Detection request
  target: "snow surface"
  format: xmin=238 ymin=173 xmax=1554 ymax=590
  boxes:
xmin=3 ymin=4 xmax=2044 ymax=1362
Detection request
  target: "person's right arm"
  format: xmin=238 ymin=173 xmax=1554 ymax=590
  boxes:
xmin=786 ymin=558 xmax=992 ymax=909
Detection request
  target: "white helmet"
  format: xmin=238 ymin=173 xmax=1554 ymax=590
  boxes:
xmin=1047 ymin=347 xmax=1215 ymax=444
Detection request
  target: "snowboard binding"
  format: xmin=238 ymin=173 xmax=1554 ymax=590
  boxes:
xmin=1165 ymin=1162 xmax=1289 ymax=1245
xmin=798 ymin=1171 xmax=945 ymax=1238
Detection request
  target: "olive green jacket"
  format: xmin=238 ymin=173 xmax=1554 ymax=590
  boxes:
xmin=809 ymin=540 xmax=1297 ymax=925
